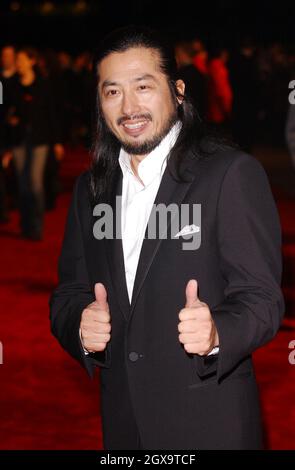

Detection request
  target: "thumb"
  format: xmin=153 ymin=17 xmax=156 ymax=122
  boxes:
xmin=94 ymin=283 xmax=108 ymax=310
xmin=185 ymin=279 xmax=200 ymax=308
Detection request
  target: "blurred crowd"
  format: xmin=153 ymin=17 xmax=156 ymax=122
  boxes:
xmin=0 ymin=39 xmax=295 ymax=240
xmin=0 ymin=45 xmax=95 ymax=239
xmin=175 ymin=38 xmax=295 ymax=150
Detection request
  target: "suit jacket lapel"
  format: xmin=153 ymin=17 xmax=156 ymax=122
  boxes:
xmin=104 ymin=167 xmax=131 ymax=321
xmin=130 ymin=152 xmax=199 ymax=315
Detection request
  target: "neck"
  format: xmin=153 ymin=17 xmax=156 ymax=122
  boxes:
xmin=181 ymin=58 xmax=192 ymax=66
xmin=3 ymin=67 xmax=16 ymax=78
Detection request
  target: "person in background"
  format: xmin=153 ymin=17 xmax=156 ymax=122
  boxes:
xmin=5 ymin=47 xmax=64 ymax=240
xmin=175 ymin=40 xmax=206 ymax=119
xmin=229 ymin=39 xmax=258 ymax=152
xmin=38 ymin=49 xmax=66 ymax=210
xmin=192 ymin=38 xmax=208 ymax=76
xmin=0 ymin=44 xmax=18 ymax=223
xmin=0 ymin=44 xmax=18 ymax=91
xmin=206 ymin=45 xmax=232 ymax=133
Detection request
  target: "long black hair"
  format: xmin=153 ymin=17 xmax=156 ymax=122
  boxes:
xmin=90 ymin=25 xmax=228 ymax=203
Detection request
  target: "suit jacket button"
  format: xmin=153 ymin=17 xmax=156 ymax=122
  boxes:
xmin=129 ymin=351 xmax=139 ymax=362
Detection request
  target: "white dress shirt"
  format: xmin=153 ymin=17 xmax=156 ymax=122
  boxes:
xmin=119 ymin=122 xmax=181 ymax=303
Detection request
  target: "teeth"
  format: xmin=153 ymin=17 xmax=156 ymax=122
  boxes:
xmin=123 ymin=121 xmax=147 ymax=129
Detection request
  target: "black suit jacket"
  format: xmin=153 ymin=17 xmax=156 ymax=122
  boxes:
xmin=49 ymin=146 xmax=284 ymax=450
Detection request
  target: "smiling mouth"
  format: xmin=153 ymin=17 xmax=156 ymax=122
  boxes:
xmin=122 ymin=120 xmax=148 ymax=129
xmin=121 ymin=120 xmax=150 ymax=136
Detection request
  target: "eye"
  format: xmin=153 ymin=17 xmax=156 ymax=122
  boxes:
xmin=138 ymin=84 xmax=149 ymax=91
xmin=106 ymin=89 xmax=119 ymax=97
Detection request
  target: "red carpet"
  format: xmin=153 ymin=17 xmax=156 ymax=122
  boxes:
xmin=0 ymin=147 xmax=294 ymax=449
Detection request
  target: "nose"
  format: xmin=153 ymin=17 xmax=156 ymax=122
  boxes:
xmin=121 ymin=90 xmax=141 ymax=117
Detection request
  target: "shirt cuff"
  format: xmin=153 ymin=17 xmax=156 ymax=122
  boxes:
xmin=207 ymin=346 xmax=219 ymax=356
xmin=79 ymin=327 xmax=89 ymax=355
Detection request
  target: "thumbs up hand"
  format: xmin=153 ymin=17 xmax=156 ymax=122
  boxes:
xmin=80 ymin=283 xmax=111 ymax=353
xmin=178 ymin=280 xmax=219 ymax=355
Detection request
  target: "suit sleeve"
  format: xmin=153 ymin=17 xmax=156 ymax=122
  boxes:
xmin=49 ymin=173 xmax=111 ymax=377
xmin=196 ymin=153 xmax=285 ymax=380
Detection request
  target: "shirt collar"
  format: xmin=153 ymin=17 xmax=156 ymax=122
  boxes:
xmin=119 ymin=121 xmax=181 ymax=187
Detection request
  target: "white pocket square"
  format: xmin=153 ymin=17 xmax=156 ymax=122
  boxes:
xmin=174 ymin=224 xmax=200 ymax=238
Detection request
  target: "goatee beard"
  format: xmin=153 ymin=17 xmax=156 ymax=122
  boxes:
xmin=118 ymin=111 xmax=178 ymax=156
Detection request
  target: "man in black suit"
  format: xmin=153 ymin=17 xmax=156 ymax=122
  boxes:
xmin=49 ymin=26 xmax=284 ymax=450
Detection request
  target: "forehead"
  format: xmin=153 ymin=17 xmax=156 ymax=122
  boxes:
xmin=98 ymin=47 xmax=162 ymax=82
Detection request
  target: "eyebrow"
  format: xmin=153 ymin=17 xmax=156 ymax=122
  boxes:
xmin=133 ymin=74 xmax=158 ymax=83
xmin=101 ymin=73 xmax=158 ymax=90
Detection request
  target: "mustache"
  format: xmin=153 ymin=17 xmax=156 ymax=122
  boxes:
xmin=117 ymin=113 xmax=152 ymax=126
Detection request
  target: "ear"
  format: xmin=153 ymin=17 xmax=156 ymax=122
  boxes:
xmin=175 ymin=79 xmax=185 ymax=104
